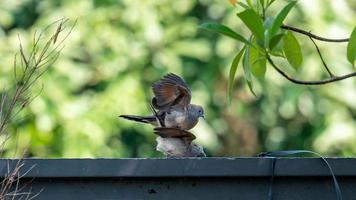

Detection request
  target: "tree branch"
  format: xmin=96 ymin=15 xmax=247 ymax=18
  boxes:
xmin=308 ymin=36 xmax=335 ymax=78
xmin=267 ymin=55 xmax=356 ymax=85
xmin=281 ymin=25 xmax=349 ymax=43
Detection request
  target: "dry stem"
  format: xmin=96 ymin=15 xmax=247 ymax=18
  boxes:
xmin=0 ymin=18 xmax=76 ymax=200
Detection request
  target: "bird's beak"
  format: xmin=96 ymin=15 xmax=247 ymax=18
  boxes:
xmin=201 ymin=115 xmax=205 ymax=120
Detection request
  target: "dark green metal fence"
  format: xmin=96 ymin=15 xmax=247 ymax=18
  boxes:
xmin=1 ymin=158 xmax=355 ymax=200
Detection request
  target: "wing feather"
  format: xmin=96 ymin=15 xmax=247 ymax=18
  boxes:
xmin=153 ymin=127 xmax=196 ymax=143
xmin=151 ymin=73 xmax=191 ymax=110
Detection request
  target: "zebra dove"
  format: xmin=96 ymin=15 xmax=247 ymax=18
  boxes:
xmin=154 ymin=127 xmax=206 ymax=157
xmin=120 ymin=73 xmax=204 ymax=130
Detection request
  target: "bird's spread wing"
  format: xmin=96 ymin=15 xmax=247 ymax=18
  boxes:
xmin=153 ymin=127 xmax=196 ymax=143
xmin=151 ymin=73 xmax=191 ymax=110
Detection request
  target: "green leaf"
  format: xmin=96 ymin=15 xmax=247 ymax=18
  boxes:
xmin=267 ymin=0 xmax=276 ymax=8
xmin=347 ymin=27 xmax=356 ymax=66
xmin=237 ymin=9 xmax=265 ymax=42
xmin=259 ymin=0 xmax=265 ymax=8
xmin=228 ymin=46 xmax=246 ymax=103
xmin=263 ymin=17 xmax=275 ymax=47
xmin=249 ymin=39 xmax=266 ymax=78
xmin=283 ymin=31 xmax=303 ymax=70
xmin=263 ymin=16 xmax=275 ymax=30
xmin=269 ymin=33 xmax=284 ymax=50
xmin=246 ymin=0 xmax=255 ymax=9
xmin=268 ymin=1 xmax=297 ymax=39
xmin=246 ymin=80 xmax=256 ymax=96
xmin=242 ymin=45 xmax=256 ymax=96
xmin=270 ymin=51 xmax=285 ymax=58
xmin=199 ymin=23 xmax=250 ymax=45
xmin=243 ymin=46 xmax=252 ymax=82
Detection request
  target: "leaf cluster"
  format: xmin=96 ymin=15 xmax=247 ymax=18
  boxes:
xmin=200 ymin=0 xmax=356 ymax=100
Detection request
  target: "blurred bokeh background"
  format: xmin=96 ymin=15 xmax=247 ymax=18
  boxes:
xmin=0 ymin=0 xmax=355 ymax=158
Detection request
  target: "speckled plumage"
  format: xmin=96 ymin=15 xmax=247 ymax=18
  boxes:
xmin=156 ymin=137 xmax=206 ymax=157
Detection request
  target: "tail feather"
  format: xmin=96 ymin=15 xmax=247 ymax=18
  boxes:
xmin=119 ymin=115 xmax=157 ymax=125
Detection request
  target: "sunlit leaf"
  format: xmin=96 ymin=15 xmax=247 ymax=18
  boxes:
xmin=268 ymin=1 xmax=297 ymax=39
xmin=347 ymin=27 xmax=356 ymax=66
xmin=242 ymin=45 xmax=256 ymax=96
xmin=283 ymin=31 xmax=303 ymax=70
xmin=270 ymin=51 xmax=285 ymax=58
xmin=246 ymin=0 xmax=254 ymax=9
xmin=263 ymin=16 xmax=275 ymax=47
xmin=237 ymin=9 xmax=265 ymax=42
xmin=259 ymin=0 xmax=265 ymax=8
xmin=249 ymin=38 xmax=266 ymax=77
xmin=263 ymin=16 xmax=275 ymax=30
xmin=267 ymin=0 xmax=276 ymax=8
xmin=199 ymin=23 xmax=250 ymax=45
xmin=246 ymin=80 xmax=256 ymax=96
xmin=228 ymin=46 xmax=245 ymax=103
xmin=269 ymin=33 xmax=284 ymax=50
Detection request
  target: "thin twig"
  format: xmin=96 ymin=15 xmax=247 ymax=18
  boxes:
xmin=40 ymin=19 xmax=77 ymax=63
xmin=0 ymin=19 xmax=74 ymax=199
xmin=281 ymin=25 xmax=349 ymax=43
xmin=308 ymin=36 xmax=335 ymax=78
xmin=267 ymin=55 xmax=356 ymax=85
xmin=0 ymin=160 xmax=40 ymax=200
xmin=0 ymin=92 xmax=7 ymax=122
xmin=0 ymin=18 xmax=75 ymax=137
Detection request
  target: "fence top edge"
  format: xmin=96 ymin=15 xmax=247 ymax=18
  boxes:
xmin=0 ymin=158 xmax=355 ymax=178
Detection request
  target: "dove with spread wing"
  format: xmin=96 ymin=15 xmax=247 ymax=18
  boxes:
xmin=120 ymin=73 xmax=204 ymax=130
xmin=119 ymin=73 xmax=206 ymax=157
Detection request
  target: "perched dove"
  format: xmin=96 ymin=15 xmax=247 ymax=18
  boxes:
xmin=154 ymin=127 xmax=206 ymax=157
xmin=119 ymin=73 xmax=206 ymax=157
xmin=120 ymin=73 xmax=204 ymax=130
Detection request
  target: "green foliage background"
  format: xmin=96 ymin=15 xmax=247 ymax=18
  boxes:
xmin=0 ymin=0 xmax=356 ymax=157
